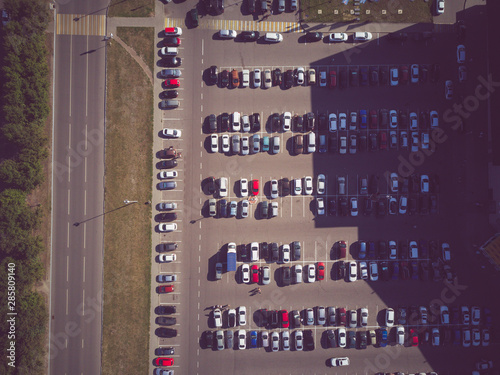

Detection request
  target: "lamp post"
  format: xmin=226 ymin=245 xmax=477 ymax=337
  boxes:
xmin=124 ymin=200 xmax=138 ymax=205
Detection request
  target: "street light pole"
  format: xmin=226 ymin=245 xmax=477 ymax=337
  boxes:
xmin=124 ymin=200 xmax=138 ymax=205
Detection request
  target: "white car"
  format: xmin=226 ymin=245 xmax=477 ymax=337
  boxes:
xmin=261 ymin=331 xmax=269 ymax=347
xmin=294 ymin=178 xmax=302 ymax=195
xmin=240 ymin=179 xmax=248 ymax=197
xmin=389 ymin=110 xmax=398 ymax=128
xmin=358 ymin=261 xmax=367 ymax=279
xmin=410 ymin=64 xmax=419 ymax=83
xmin=386 ymin=308 xmax=395 ymax=327
xmin=307 ymin=264 xmax=316 ymax=283
xmin=263 ymin=69 xmax=272 ymax=88
xmin=158 ymin=253 xmax=176 ymax=262
xmin=411 ymin=131 xmax=419 ymax=152
xmin=348 ymin=261 xmax=357 ymax=282
xmin=337 ymin=328 xmax=347 ymax=348
xmin=238 ymin=306 xmax=247 ymax=325
xmin=270 ymin=179 xmax=279 ymax=199
xmin=350 ymin=197 xmax=358 ymax=216
xmin=409 ymin=112 xmax=418 ymax=130
xmin=369 ymin=262 xmax=378 ymax=281
xmin=409 ymin=241 xmax=419 ymax=259
xmin=262 ymin=266 xmax=271 ymax=285
xmin=219 ymin=29 xmax=237 ymax=38
xmin=399 ymin=196 xmax=407 ymax=214
xmin=241 ymin=115 xmax=251 ymax=132
xmin=360 ymin=308 xmax=368 ymax=326
xmin=210 ymin=134 xmax=218 ymax=152
xmin=283 ymin=112 xmax=292 ymax=132
xmin=271 ymin=331 xmax=279 ymax=351
xmin=457 ymin=45 xmax=466 ymax=63
xmin=354 ymin=31 xmax=372 ymax=41
xmin=308 ymin=68 xmax=316 ymax=85
xmin=264 ymin=32 xmax=283 ymax=43
xmin=304 ymin=176 xmax=313 ymax=195
xmin=214 ymin=308 xmax=223 ymax=327
xmin=317 ymin=197 xmax=325 ymax=215
xmin=421 ymin=174 xmax=429 ymax=193
xmin=390 ymin=173 xmax=399 ymax=192
xmin=295 ymin=330 xmax=303 ymax=351
xmin=232 ymin=112 xmax=241 ymax=131
xmin=462 ymin=306 xmax=470 ymax=324
xmin=421 ymin=132 xmax=429 ymax=149
xmin=241 ymin=136 xmax=249 ymax=155
xmin=253 ymin=69 xmax=261 ymax=88
xmin=294 ymin=265 xmax=303 ymax=283
xmin=400 ymin=131 xmax=408 ymax=149
xmin=390 ymin=67 xmax=399 ymax=86
xmin=241 ymin=264 xmax=250 ymax=283
xmin=442 ymin=242 xmax=451 ymax=262
xmin=436 ymin=0 xmax=444 ymax=14
xmin=349 ymin=112 xmax=357 ymax=130
xmin=281 ymin=244 xmax=290 ymax=263
xmin=282 ymin=331 xmax=290 ymax=351
xmin=397 ymin=326 xmax=405 ymax=345
xmin=430 ymin=110 xmax=439 ymax=127
xmin=221 ymin=134 xmax=230 ymax=153
xmin=339 ymin=136 xmax=347 ymax=154
xmin=296 ymin=67 xmax=305 ymax=85
xmin=317 ymin=174 xmax=326 ymax=194
xmin=218 ymin=177 xmax=228 ymax=197
xmin=240 ymin=200 xmax=249 ymax=218
xmin=327 ymin=32 xmax=348 ymax=42
xmin=238 ymin=330 xmax=246 ymax=349
xmin=162 ymin=128 xmax=182 ymax=138
xmin=250 ymin=242 xmax=259 ymax=262
xmin=445 ymin=80 xmax=454 ymax=100
xmin=328 ymin=113 xmax=337 ymax=132
xmin=339 ymin=113 xmax=347 ymax=130
xmin=158 ymin=223 xmax=177 ymax=232
xmin=160 ymin=170 xmax=178 ymax=179
xmin=319 ymin=70 xmax=327 ymax=87
xmin=330 ymin=357 xmax=350 ymax=367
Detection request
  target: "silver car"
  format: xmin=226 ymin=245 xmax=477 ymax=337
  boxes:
xmin=225 ymin=330 xmax=233 ymax=349
xmin=294 ymin=264 xmax=303 ymax=284
xmin=317 ymin=306 xmax=326 ymax=325
xmin=306 ymin=308 xmax=314 ymax=325
xmin=216 ymin=330 xmax=224 ymax=350
xmin=261 ymin=331 xmax=269 ymax=347
xmin=271 ymin=331 xmax=280 ymax=352
xmin=262 ymin=266 xmax=271 ymax=285
xmin=241 ymin=136 xmax=250 ymax=155
xmin=295 ymin=330 xmax=303 ymax=351
xmin=252 ymin=134 xmax=260 ymax=153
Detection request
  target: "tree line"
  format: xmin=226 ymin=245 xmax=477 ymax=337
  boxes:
xmin=0 ymin=0 xmax=51 ymax=373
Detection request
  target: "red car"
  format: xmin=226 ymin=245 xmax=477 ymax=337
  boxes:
xmin=399 ymin=65 xmax=409 ymax=84
xmin=251 ymin=265 xmax=259 ymax=283
xmin=379 ymin=131 xmax=387 ymax=150
xmin=338 ymin=307 xmax=347 ymax=326
xmin=164 ymin=79 xmax=180 ymax=88
xmin=280 ymin=310 xmax=289 ymax=328
xmin=410 ymin=328 xmax=419 ymax=346
xmin=251 ymin=179 xmax=259 ymax=196
xmin=155 ymin=357 xmax=174 ymax=366
xmin=157 ymin=285 xmax=174 ymax=294
xmin=369 ymin=110 xmax=378 ymax=129
xmin=317 ymin=262 xmax=325 ymax=281
xmin=163 ymin=36 xmax=181 ymax=47
xmin=338 ymin=241 xmax=347 ymax=259
xmin=329 ymin=70 xmax=337 ymax=88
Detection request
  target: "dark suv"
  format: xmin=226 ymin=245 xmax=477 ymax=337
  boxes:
xmin=292 ymin=241 xmax=301 ymax=260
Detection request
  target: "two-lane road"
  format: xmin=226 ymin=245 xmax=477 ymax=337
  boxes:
xmin=50 ymin=1 xmax=107 ymax=374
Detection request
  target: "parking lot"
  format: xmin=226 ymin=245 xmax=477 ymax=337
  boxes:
xmin=150 ymin=2 xmax=499 ymax=374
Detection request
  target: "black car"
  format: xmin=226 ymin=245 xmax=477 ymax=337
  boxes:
xmin=282 ymin=266 xmax=291 ymax=286
xmin=156 ymin=305 xmax=177 ymax=315
xmin=156 ymin=213 xmax=178 ymax=222
xmin=208 ymin=65 xmax=218 ymax=85
xmin=410 ymin=174 xmax=419 ymax=193
xmin=220 ymin=69 xmax=229 ymax=87
xmin=328 ymin=198 xmax=337 ymax=216
xmin=270 ymin=310 xmax=279 ymax=328
xmin=358 ymin=331 xmax=367 ymax=349
xmin=420 ymin=195 xmax=430 ymax=215
xmin=155 ymin=347 xmax=174 ymax=355
xmin=156 ymin=327 xmax=177 ymax=337
xmin=161 ymin=56 xmax=181 ymax=67
xmin=280 ymin=178 xmax=290 ymax=196
xmin=328 ymin=133 xmax=338 ymax=153
xmin=429 ymin=240 xmax=439 ymax=260
xmin=206 ymin=176 xmax=216 ymax=194
xmin=156 ymin=316 xmax=176 ymax=326
xmin=420 ymin=65 xmax=428 ymax=83
xmin=305 ymin=32 xmax=323 ymax=42
xmin=219 ymin=199 xmax=227 ymax=217
xmin=369 ymin=132 xmax=377 ymax=150
xmin=409 ymin=197 xmax=418 ymax=215
xmin=228 ymin=309 xmax=236 ymax=327
xmin=420 ymin=262 xmax=430 ymax=281
xmin=292 ymin=241 xmax=301 ymax=261
xmin=360 ymin=66 xmax=369 ymax=86
xmin=348 ymin=331 xmax=356 ymax=348
xmin=160 ymin=90 xmax=178 ymax=99
xmin=380 ymin=262 xmax=390 ymax=281
xmin=369 ymin=66 xmax=378 ymax=85
xmin=204 ymin=330 xmax=213 ymax=348
xmin=220 ymin=112 xmax=229 ymax=131
xmin=349 ymin=67 xmax=359 ymax=86
xmin=251 ymin=113 xmax=261 ymax=131
xmin=339 ymin=67 xmax=348 ymax=88
xmin=208 ymin=114 xmax=217 ymax=132
xmin=359 ymin=135 xmax=367 ymax=151
xmin=306 ymin=112 xmax=315 ymax=131
xmin=294 ymin=115 xmax=304 ymax=132
xmin=291 ymin=310 xmax=301 ymax=327
xmin=431 ymin=174 xmax=440 ymax=193
xmin=379 ymin=66 xmax=389 ymax=85
xmin=401 ymin=178 xmax=409 ymax=194
xmin=378 ymin=241 xmax=388 ymax=259
xmin=247 ymin=0 xmax=255 ymax=12
xmin=304 ymin=330 xmax=315 ymax=350
xmin=318 ymin=113 xmax=327 ymax=131
xmin=272 ymin=68 xmax=282 ymax=86
xmin=159 ymin=159 xmax=178 ymax=169
xmin=364 ymin=197 xmax=373 ymax=216
xmin=399 ymin=242 xmax=408 ymax=259
xmin=388 ymin=32 xmax=408 ymax=41
xmin=336 ymin=261 xmax=346 ymax=279
xmin=239 ymin=244 xmax=248 ymax=261
xmin=157 ymin=242 xmax=177 ymax=252
xmin=431 ymin=63 xmax=440 ymax=83
xmin=388 ymin=199 xmax=397 ymax=215
xmin=271 ymin=242 xmax=279 ymax=262
xmin=339 ymin=197 xmax=348 ymax=216
xmin=369 ymin=175 xmax=379 ymax=194
xmin=327 ymin=329 xmax=336 ymax=348
xmin=285 ymin=70 xmax=294 ymax=89
xmin=260 ymin=242 xmax=268 ymax=259
xmin=240 ymin=31 xmax=259 ymax=41
xmin=420 ymin=111 xmax=429 ymax=129
xmin=211 ymin=0 xmax=224 ymax=14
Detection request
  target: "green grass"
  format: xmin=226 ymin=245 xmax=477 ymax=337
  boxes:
xmin=300 ymin=0 xmax=433 ymax=23
xmin=117 ymin=27 xmax=155 ymax=73
xmin=108 ymin=0 xmax=154 ymax=17
xmin=102 ymin=39 xmax=153 ymax=375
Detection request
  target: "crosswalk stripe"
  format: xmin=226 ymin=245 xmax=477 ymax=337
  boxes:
xmin=56 ymin=14 xmax=106 ymax=36
xmin=163 ymin=17 xmax=302 ymax=33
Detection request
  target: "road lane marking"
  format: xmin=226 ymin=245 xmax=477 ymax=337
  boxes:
xmin=84 ymin=157 xmax=87 ymax=182
xmin=83 ymin=223 xmax=86 ymax=249
xmin=66 ymin=256 xmax=69 ymax=282
xmin=82 ymin=289 xmax=85 ymax=315
xmin=68 ymin=122 xmax=72 ymax=148
xmin=67 ymin=222 xmax=70 ymax=247
xmin=66 ymin=289 xmax=69 ymax=315
xmin=67 ymin=189 xmax=71 ymax=215
xmin=83 ymin=256 xmax=86 ymax=282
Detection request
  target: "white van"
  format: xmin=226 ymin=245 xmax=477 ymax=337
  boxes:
xmin=307 ymin=132 xmax=316 ymax=153
xmin=160 ymin=47 xmax=178 ymax=56
xmin=232 ymin=112 xmax=241 ymax=131
xmin=264 ymin=32 xmax=283 ymax=43
xmin=241 ymin=70 xmax=250 ymax=87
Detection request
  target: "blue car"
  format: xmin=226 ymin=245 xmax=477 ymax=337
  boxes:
xmin=250 ymin=330 xmax=258 ymax=348
xmin=379 ymin=329 xmax=388 ymax=347
xmin=392 ymin=262 xmax=399 ymax=280
xmin=359 ymin=109 xmax=368 ymax=129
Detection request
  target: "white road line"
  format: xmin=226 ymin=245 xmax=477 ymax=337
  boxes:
xmin=86 ymin=37 xmax=89 ymax=117
xmin=66 ymin=256 xmax=69 ymax=282
xmin=67 ymin=222 xmax=70 ymax=247
xmin=84 ymin=189 xmax=87 ymax=215
xmin=201 ymin=39 xmax=204 ymax=55
xmin=84 ymin=157 xmax=87 ymax=182
xmin=82 ymin=338 xmax=84 ymax=348
xmin=83 ymin=256 xmax=86 ymax=282
xmin=68 ymin=122 xmax=72 ymax=149
xmin=69 ymin=37 xmax=72 ymax=117
xmin=83 ymin=223 xmax=86 ymax=248
xmin=66 ymin=289 xmax=69 ymax=315
xmin=67 ymin=189 xmax=71 ymax=215
xmin=82 ymin=289 xmax=85 ymax=315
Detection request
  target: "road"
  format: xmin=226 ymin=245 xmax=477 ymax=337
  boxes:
xmin=49 ymin=1 xmax=107 ymax=374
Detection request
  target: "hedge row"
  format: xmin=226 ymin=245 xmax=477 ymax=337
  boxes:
xmin=0 ymin=0 xmax=51 ymax=373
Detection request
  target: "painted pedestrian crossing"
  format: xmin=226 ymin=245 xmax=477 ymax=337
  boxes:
xmin=165 ymin=17 xmax=302 ymax=33
xmin=56 ymin=14 xmax=106 ymax=36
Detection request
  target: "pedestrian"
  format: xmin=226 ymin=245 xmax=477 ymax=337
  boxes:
xmin=257 ymin=288 xmax=262 ymax=294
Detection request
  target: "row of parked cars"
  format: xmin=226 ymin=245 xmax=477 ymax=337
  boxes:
xmin=207 ymin=198 xmax=278 ymax=218
xmin=209 ymin=133 xmax=280 ymax=154
xmin=214 ymin=63 xmax=441 ymax=89
xmin=158 ymin=27 xmax=184 ymax=109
